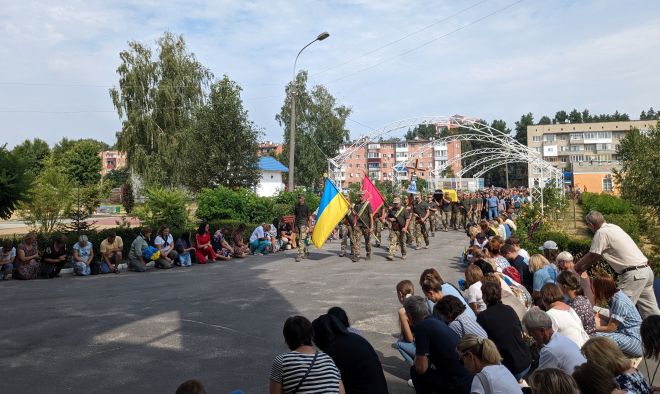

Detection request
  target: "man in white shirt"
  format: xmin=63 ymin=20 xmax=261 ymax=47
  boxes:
xmin=576 ymin=211 xmax=659 ymax=318
xmin=522 ymin=307 xmax=586 ymax=375
xmin=249 ymin=224 xmax=272 ymax=255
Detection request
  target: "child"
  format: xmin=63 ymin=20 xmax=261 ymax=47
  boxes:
xmin=395 ymin=280 xmax=416 ymax=366
xmin=0 ymin=239 xmax=16 ymax=280
xmin=175 ymin=232 xmax=195 ymax=267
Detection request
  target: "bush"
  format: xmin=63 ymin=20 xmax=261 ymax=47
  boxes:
xmin=580 ymin=192 xmax=634 ymax=215
xmin=133 ymin=187 xmax=190 ymax=232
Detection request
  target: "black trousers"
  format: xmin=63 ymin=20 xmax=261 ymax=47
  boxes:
xmin=40 ymin=261 xmax=66 ymax=278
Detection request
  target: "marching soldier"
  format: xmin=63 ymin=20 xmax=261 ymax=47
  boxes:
xmin=294 ymin=194 xmax=311 ymax=262
xmin=373 ymin=205 xmax=385 ymax=248
xmin=450 ymin=195 xmax=461 ymax=230
xmin=440 ymin=192 xmax=452 ymax=232
xmin=405 ymin=194 xmax=415 ymax=245
xmin=386 ymin=197 xmax=410 ymax=261
xmin=412 ymin=194 xmax=430 ymax=249
xmin=339 ymin=211 xmax=352 ymax=258
xmin=459 ymin=193 xmax=468 ymax=230
xmin=351 ymin=191 xmax=373 ymax=262
xmin=426 ymin=193 xmax=438 ymax=237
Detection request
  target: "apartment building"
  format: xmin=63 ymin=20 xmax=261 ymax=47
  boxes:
xmin=99 ymin=150 xmax=127 ymax=176
xmin=336 ymin=139 xmax=462 ymax=187
xmin=527 ymin=120 xmax=654 ymax=193
xmin=258 ymin=141 xmax=284 ymax=156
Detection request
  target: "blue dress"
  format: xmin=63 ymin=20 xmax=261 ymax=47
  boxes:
xmin=597 ymin=291 xmax=643 ymax=357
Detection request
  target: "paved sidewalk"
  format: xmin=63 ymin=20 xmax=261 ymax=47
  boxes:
xmin=0 ymin=229 xmax=469 ymax=393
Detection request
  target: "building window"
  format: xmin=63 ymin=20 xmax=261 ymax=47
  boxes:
xmin=597 ymin=131 xmax=612 ymax=139
xmin=535 ymin=147 xmax=542 ymax=153
xmin=602 ymin=175 xmax=613 ymax=192
xmin=571 ymin=155 xmax=584 ymax=162
xmin=560 ymin=157 xmax=568 ymax=163
xmin=532 ymin=136 xmax=542 ymax=142
xmin=570 ymin=145 xmax=584 ymax=151
xmin=544 ymin=134 xmax=555 ymax=142
xmin=559 ymin=134 xmax=568 ymax=141
xmin=584 ymin=144 xmax=596 ymax=151
xmin=367 ymin=152 xmax=379 ymax=158
xmin=570 ymin=132 xmax=583 ymax=140
xmin=584 ymin=132 xmax=597 ymax=140
xmin=356 ymin=164 xmax=360 ymax=168
xmin=396 ymin=143 xmax=408 ymax=149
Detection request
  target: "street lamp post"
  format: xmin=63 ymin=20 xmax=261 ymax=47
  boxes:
xmin=288 ymin=32 xmax=330 ymax=192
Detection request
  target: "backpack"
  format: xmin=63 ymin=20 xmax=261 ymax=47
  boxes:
xmin=502 ymin=266 xmax=521 ymax=284
xmin=143 ymin=246 xmax=160 ymax=261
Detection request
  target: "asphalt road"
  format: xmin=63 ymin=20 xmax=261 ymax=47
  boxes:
xmin=0 ymin=229 xmax=469 ymax=393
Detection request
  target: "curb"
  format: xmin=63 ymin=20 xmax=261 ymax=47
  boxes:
xmin=60 ymin=262 xmax=153 ymax=274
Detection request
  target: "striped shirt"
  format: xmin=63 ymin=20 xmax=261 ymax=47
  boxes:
xmin=449 ymin=311 xmax=488 ymax=339
xmin=270 ymin=351 xmax=341 ymax=393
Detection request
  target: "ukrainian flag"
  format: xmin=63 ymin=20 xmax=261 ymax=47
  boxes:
xmin=312 ymin=178 xmax=350 ymax=249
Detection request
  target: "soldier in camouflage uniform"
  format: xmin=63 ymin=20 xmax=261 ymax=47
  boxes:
xmin=294 ymin=194 xmax=311 ymax=262
xmin=450 ymin=197 xmax=461 ymax=230
xmin=412 ymin=194 xmax=430 ymax=249
xmin=426 ymin=193 xmax=438 ymax=237
xmin=351 ymin=193 xmax=373 ymax=262
xmin=339 ymin=212 xmax=353 ymax=257
xmin=440 ymin=192 xmax=452 ymax=231
xmin=372 ymin=205 xmax=385 ymax=247
xmin=386 ymin=197 xmax=410 ymax=261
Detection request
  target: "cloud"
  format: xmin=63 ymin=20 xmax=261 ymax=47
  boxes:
xmin=0 ymin=0 xmax=658 ymax=148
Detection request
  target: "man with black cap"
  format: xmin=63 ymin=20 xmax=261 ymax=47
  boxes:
xmin=386 ymin=197 xmax=410 ymax=261
xmin=351 ymin=191 xmax=373 ymax=262
xmin=412 ymin=194 xmax=430 ymax=249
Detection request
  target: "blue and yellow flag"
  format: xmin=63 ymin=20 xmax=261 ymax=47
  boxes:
xmin=312 ymin=178 xmax=350 ymax=249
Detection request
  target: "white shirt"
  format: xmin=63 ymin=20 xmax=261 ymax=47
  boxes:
xmin=269 ymin=224 xmax=278 ymax=238
xmin=546 ymin=307 xmax=590 ymax=348
xmin=0 ymin=247 xmax=16 ymax=264
xmin=538 ymin=332 xmax=587 ymax=375
xmin=154 ymin=234 xmax=174 ymax=251
xmin=505 ymin=218 xmax=517 ymax=231
xmin=249 ymin=226 xmax=266 ymax=242
xmin=467 ymin=282 xmax=487 ymax=312
xmin=590 ymin=223 xmax=647 ymax=273
xmin=471 ymin=364 xmax=523 ymax=394
xmin=519 ymin=249 xmax=530 ymax=263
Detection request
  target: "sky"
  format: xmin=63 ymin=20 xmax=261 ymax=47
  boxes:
xmin=1 ymin=0 xmax=659 ymax=149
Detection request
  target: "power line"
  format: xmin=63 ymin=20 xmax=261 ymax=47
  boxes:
xmin=326 ymin=0 xmax=524 ymax=84
xmin=311 ymin=0 xmax=488 ymax=77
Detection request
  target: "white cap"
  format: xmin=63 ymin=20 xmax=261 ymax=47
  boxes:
xmin=539 ymin=240 xmax=558 ymax=250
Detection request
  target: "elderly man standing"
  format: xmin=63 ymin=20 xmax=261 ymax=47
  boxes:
xmin=576 ymin=211 xmax=660 ymax=318
xmin=522 ymin=307 xmax=586 ymax=375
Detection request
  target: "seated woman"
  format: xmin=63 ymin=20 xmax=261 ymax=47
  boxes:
xmin=529 ymin=254 xmax=557 ymax=305
xmin=128 ymin=226 xmax=152 ymax=272
xmin=527 ymin=368 xmax=580 ymax=394
xmin=327 ymin=306 xmax=364 ymax=338
xmin=572 ymin=362 xmax=628 ymax=394
xmin=232 ymin=224 xmax=250 ymax=257
xmin=278 ymin=221 xmax=293 ymax=250
xmin=395 ymin=280 xmax=416 ymax=366
xmin=466 ymin=264 xmax=487 ymax=315
xmin=419 ymin=268 xmax=476 ymax=320
xmin=194 ymin=222 xmax=216 ymax=264
xmin=434 ymin=295 xmax=488 ymax=339
xmin=557 ymin=270 xmax=596 ymax=335
xmin=154 ymin=225 xmax=178 ymax=269
xmin=312 ymin=314 xmax=388 ymax=394
xmin=269 ymin=316 xmax=343 ymax=394
xmin=477 ymin=281 xmax=532 ymax=381
xmin=72 ymin=235 xmax=94 ymax=276
xmin=457 ymin=334 xmax=522 ymax=394
xmin=480 ymin=220 xmax=496 ymax=238
xmin=541 ymin=283 xmax=589 ymax=348
xmin=581 ymin=337 xmax=652 ymax=394
xmin=482 ymin=274 xmax=527 ymax=321
xmin=175 ymin=231 xmax=195 ymax=267
xmin=249 ymin=224 xmax=272 ymax=255
xmin=593 ymin=274 xmax=643 ymax=357
xmin=41 ymin=235 xmax=68 ymax=278
xmin=556 ymin=251 xmax=594 ymax=305
xmin=0 ymin=239 xmax=16 ymax=280
xmin=211 ymin=228 xmax=233 ymax=261
xmin=486 ymin=236 xmax=510 ymax=271
xmin=15 ymin=232 xmax=41 ymax=280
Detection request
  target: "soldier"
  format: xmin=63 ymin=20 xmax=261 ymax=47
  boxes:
xmin=440 ymin=192 xmax=452 ymax=232
xmin=294 ymin=194 xmax=311 ymax=262
xmin=351 ymin=192 xmax=373 ymax=262
xmin=338 ymin=212 xmax=353 ymax=258
xmin=372 ymin=205 xmax=385 ymax=247
xmin=459 ymin=193 xmax=468 ymax=230
xmin=405 ymin=194 xmax=415 ymax=245
xmin=386 ymin=197 xmax=410 ymax=261
xmin=426 ymin=193 xmax=438 ymax=237
xmin=412 ymin=194 xmax=430 ymax=249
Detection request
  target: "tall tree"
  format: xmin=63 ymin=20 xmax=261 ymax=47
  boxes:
xmin=110 ymin=32 xmax=212 ymax=187
xmin=405 ymin=124 xmax=436 ymax=141
xmin=181 ymin=76 xmax=261 ymax=191
xmin=568 ymin=109 xmax=582 ymax=124
xmin=61 ymin=140 xmax=103 ymax=186
xmin=581 ymin=109 xmax=592 ymax=123
xmin=538 ymin=116 xmax=552 ymax=125
xmin=11 ymin=138 xmax=50 ymax=176
xmin=553 ymin=110 xmax=568 ymax=124
xmin=277 ymin=71 xmax=351 ymax=190
xmin=613 ymin=123 xmax=660 ymax=219
xmin=514 ymin=113 xmax=534 ymax=145
xmin=0 ymin=147 xmax=32 ymax=219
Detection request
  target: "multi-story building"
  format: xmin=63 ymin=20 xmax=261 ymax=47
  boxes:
xmin=527 ymin=120 xmax=654 ymax=193
xmin=336 ymin=139 xmax=462 ymax=187
xmin=99 ymin=150 xmax=127 ymax=176
xmin=258 ymin=141 xmax=284 ymax=157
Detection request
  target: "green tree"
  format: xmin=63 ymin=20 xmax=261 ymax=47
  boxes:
xmin=613 ymin=123 xmax=660 ymax=219
xmin=52 ymin=138 xmax=109 ymax=165
xmin=568 ymin=109 xmax=582 ymax=124
xmin=61 ymin=140 xmax=102 ymax=186
xmin=553 ymin=110 xmax=568 ymax=124
xmin=514 ymin=112 xmax=534 ymax=145
xmin=134 ymin=187 xmax=190 ymax=231
xmin=405 ymin=124 xmax=436 ymax=141
xmin=11 ymin=138 xmax=50 ymax=176
xmin=122 ymin=181 xmax=135 ymax=214
xmin=19 ymin=161 xmax=74 ymax=233
xmin=538 ymin=116 xmax=552 ymax=125
xmin=581 ymin=109 xmax=592 ymax=123
xmin=0 ymin=147 xmax=33 ymax=219
xmin=181 ymin=76 xmax=261 ymax=191
xmin=104 ymin=167 xmax=130 ymax=189
xmin=277 ymin=71 xmax=351 ymax=190
xmin=110 ymin=32 xmax=212 ymax=187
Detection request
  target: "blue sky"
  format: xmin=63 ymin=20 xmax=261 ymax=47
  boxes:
xmin=1 ymin=0 xmax=659 ymax=149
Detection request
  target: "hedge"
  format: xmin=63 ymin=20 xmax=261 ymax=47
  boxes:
xmin=580 ymin=192 xmax=634 ymax=215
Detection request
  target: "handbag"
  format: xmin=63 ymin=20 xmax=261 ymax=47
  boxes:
xmin=292 ymin=351 xmax=319 ymax=394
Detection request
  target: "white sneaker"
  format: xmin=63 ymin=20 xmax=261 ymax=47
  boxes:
xmin=407 ymin=379 xmax=414 ymax=388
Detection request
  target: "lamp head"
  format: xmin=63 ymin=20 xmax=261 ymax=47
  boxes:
xmin=317 ymin=32 xmax=330 ymax=41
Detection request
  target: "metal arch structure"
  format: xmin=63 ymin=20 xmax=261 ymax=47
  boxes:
xmin=328 ymin=115 xmax=563 ymax=212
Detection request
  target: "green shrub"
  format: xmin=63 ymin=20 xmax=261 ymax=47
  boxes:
xmin=134 ymin=187 xmax=190 ymax=232
xmin=580 ymin=192 xmax=634 ymax=215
